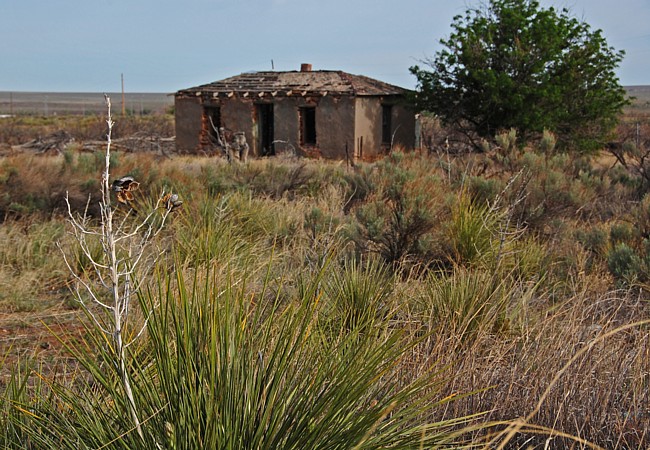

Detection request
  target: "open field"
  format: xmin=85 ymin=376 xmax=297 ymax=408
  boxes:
xmin=0 ymin=110 xmax=649 ymax=447
xmin=0 ymin=86 xmax=648 ymax=117
xmin=625 ymin=86 xmax=650 ymax=120
xmin=0 ymin=91 xmax=173 ymax=116
xmin=1 ymin=136 xmax=649 ymax=447
xmin=626 ymin=85 xmax=650 ymax=106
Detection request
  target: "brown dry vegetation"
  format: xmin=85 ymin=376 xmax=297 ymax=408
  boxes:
xmin=0 ymin=114 xmax=174 ymax=148
xmin=0 ymin=114 xmax=649 ymax=448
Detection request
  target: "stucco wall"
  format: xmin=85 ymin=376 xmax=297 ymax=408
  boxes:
xmin=220 ymin=96 xmax=356 ymax=159
xmin=354 ymin=97 xmax=380 ymax=160
xmin=175 ymin=96 xmax=203 ymax=153
xmin=354 ymin=97 xmax=415 ymax=160
xmin=312 ymin=96 xmax=355 ymax=159
xmin=220 ymin=99 xmax=256 ymax=153
xmin=200 ymin=99 xmax=272 ymax=156
xmin=272 ymin=97 xmax=299 ymax=155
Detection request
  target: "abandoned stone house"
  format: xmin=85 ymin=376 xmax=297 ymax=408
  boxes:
xmin=174 ymin=64 xmax=415 ymax=161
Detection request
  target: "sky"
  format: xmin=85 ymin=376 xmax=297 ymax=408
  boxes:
xmin=1 ymin=0 xmax=649 ymax=93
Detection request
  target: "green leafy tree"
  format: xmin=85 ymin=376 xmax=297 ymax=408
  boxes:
xmin=410 ymin=0 xmax=629 ymax=152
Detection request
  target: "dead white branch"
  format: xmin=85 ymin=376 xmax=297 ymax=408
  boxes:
xmin=56 ymin=95 xmax=179 ymax=443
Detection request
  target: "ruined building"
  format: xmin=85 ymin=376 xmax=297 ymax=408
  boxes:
xmin=174 ymin=64 xmax=415 ymax=161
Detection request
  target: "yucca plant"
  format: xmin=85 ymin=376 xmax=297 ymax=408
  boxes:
xmin=423 ymin=268 xmax=513 ymax=340
xmin=50 ymin=96 xmax=180 ymax=442
xmin=0 ymin=359 xmax=42 ymax=448
xmin=8 ymin=258 xmax=475 ymax=448
xmin=444 ymin=191 xmax=499 ymax=269
xmin=323 ymin=257 xmax=395 ymax=333
xmin=137 ymin=261 xmax=472 ymax=449
xmin=3 ymin=325 xmax=158 ymax=449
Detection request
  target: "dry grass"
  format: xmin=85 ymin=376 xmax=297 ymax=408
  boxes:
xmin=0 ymin=114 xmax=173 ymax=146
xmin=431 ymin=289 xmax=649 ymax=447
xmin=0 ymin=135 xmax=649 ymax=446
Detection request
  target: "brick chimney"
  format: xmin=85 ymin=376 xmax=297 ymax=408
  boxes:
xmin=300 ymin=63 xmax=312 ymax=72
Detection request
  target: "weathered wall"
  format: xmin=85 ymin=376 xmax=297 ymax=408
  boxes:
xmin=315 ymin=95 xmax=355 ymax=159
xmin=354 ymin=97 xmax=415 ymax=160
xmin=247 ymin=96 xmax=355 ymax=159
xmin=220 ymin=99 xmax=256 ymax=153
xmin=218 ymin=95 xmax=357 ymax=159
xmin=354 ymin=97 xmax=380 ymax=160
xmin=272 ymin=97 xmax=299 ymax=155
xmin=175 ymin=96 xmax=203 ymax=153
xmin=176 ymin=93 xmax=412 ymax=159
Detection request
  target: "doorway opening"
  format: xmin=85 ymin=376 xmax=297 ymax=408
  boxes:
xmin=258 ymin=104 xmax=274 ymax=156
xmin=205 ymin=106 xmax=222 ymax=144
xmin=300 ymin=106 xmax=317 ymax=145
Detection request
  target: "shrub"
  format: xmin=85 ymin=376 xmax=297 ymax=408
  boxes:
xmin=350 ymin=152 xmax=443 ymax=267
xmin=576 ymin=226 xmax=609 ymax=256
xmin=607 ymin=243 xmax=643 ymax=283
xmin=539 ymin=129 xmax=557 ymax=154
xmin=610 ymin=222 xmax=635 ymax=245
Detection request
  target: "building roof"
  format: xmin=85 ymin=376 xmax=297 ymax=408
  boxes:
xmin=176 ymin=70 xmax=408 ymax=98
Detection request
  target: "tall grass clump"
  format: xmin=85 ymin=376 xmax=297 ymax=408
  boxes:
xmin=444 ymin=191 xmax=498 ymax=268
xmin=173 ymin=193 xmax=262 ymax=270
xmin=421 ymin=268 xmax=518 ymax=340
xmin=136 ymin=262 xmax=471 ymax=449
xmin=4 ymin=259 xmax=475 ymax=448
xmin=0 ymin=219 xmax=68 ymax=311
xmin=323 ymin=257 xmax=395 ymax=332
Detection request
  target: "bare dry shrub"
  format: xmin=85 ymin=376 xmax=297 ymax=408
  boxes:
xmin=0 ymin=154 xmax=94 ymax=219
xmin=0 ymin=115 xmax=173 ymax=146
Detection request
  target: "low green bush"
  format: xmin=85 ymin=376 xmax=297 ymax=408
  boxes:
xmin=350 ymin=151 xmax=444 ymax=267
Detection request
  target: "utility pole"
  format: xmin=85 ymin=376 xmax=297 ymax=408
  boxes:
xmin=121 ymin=73 xmax=126 ymax=116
